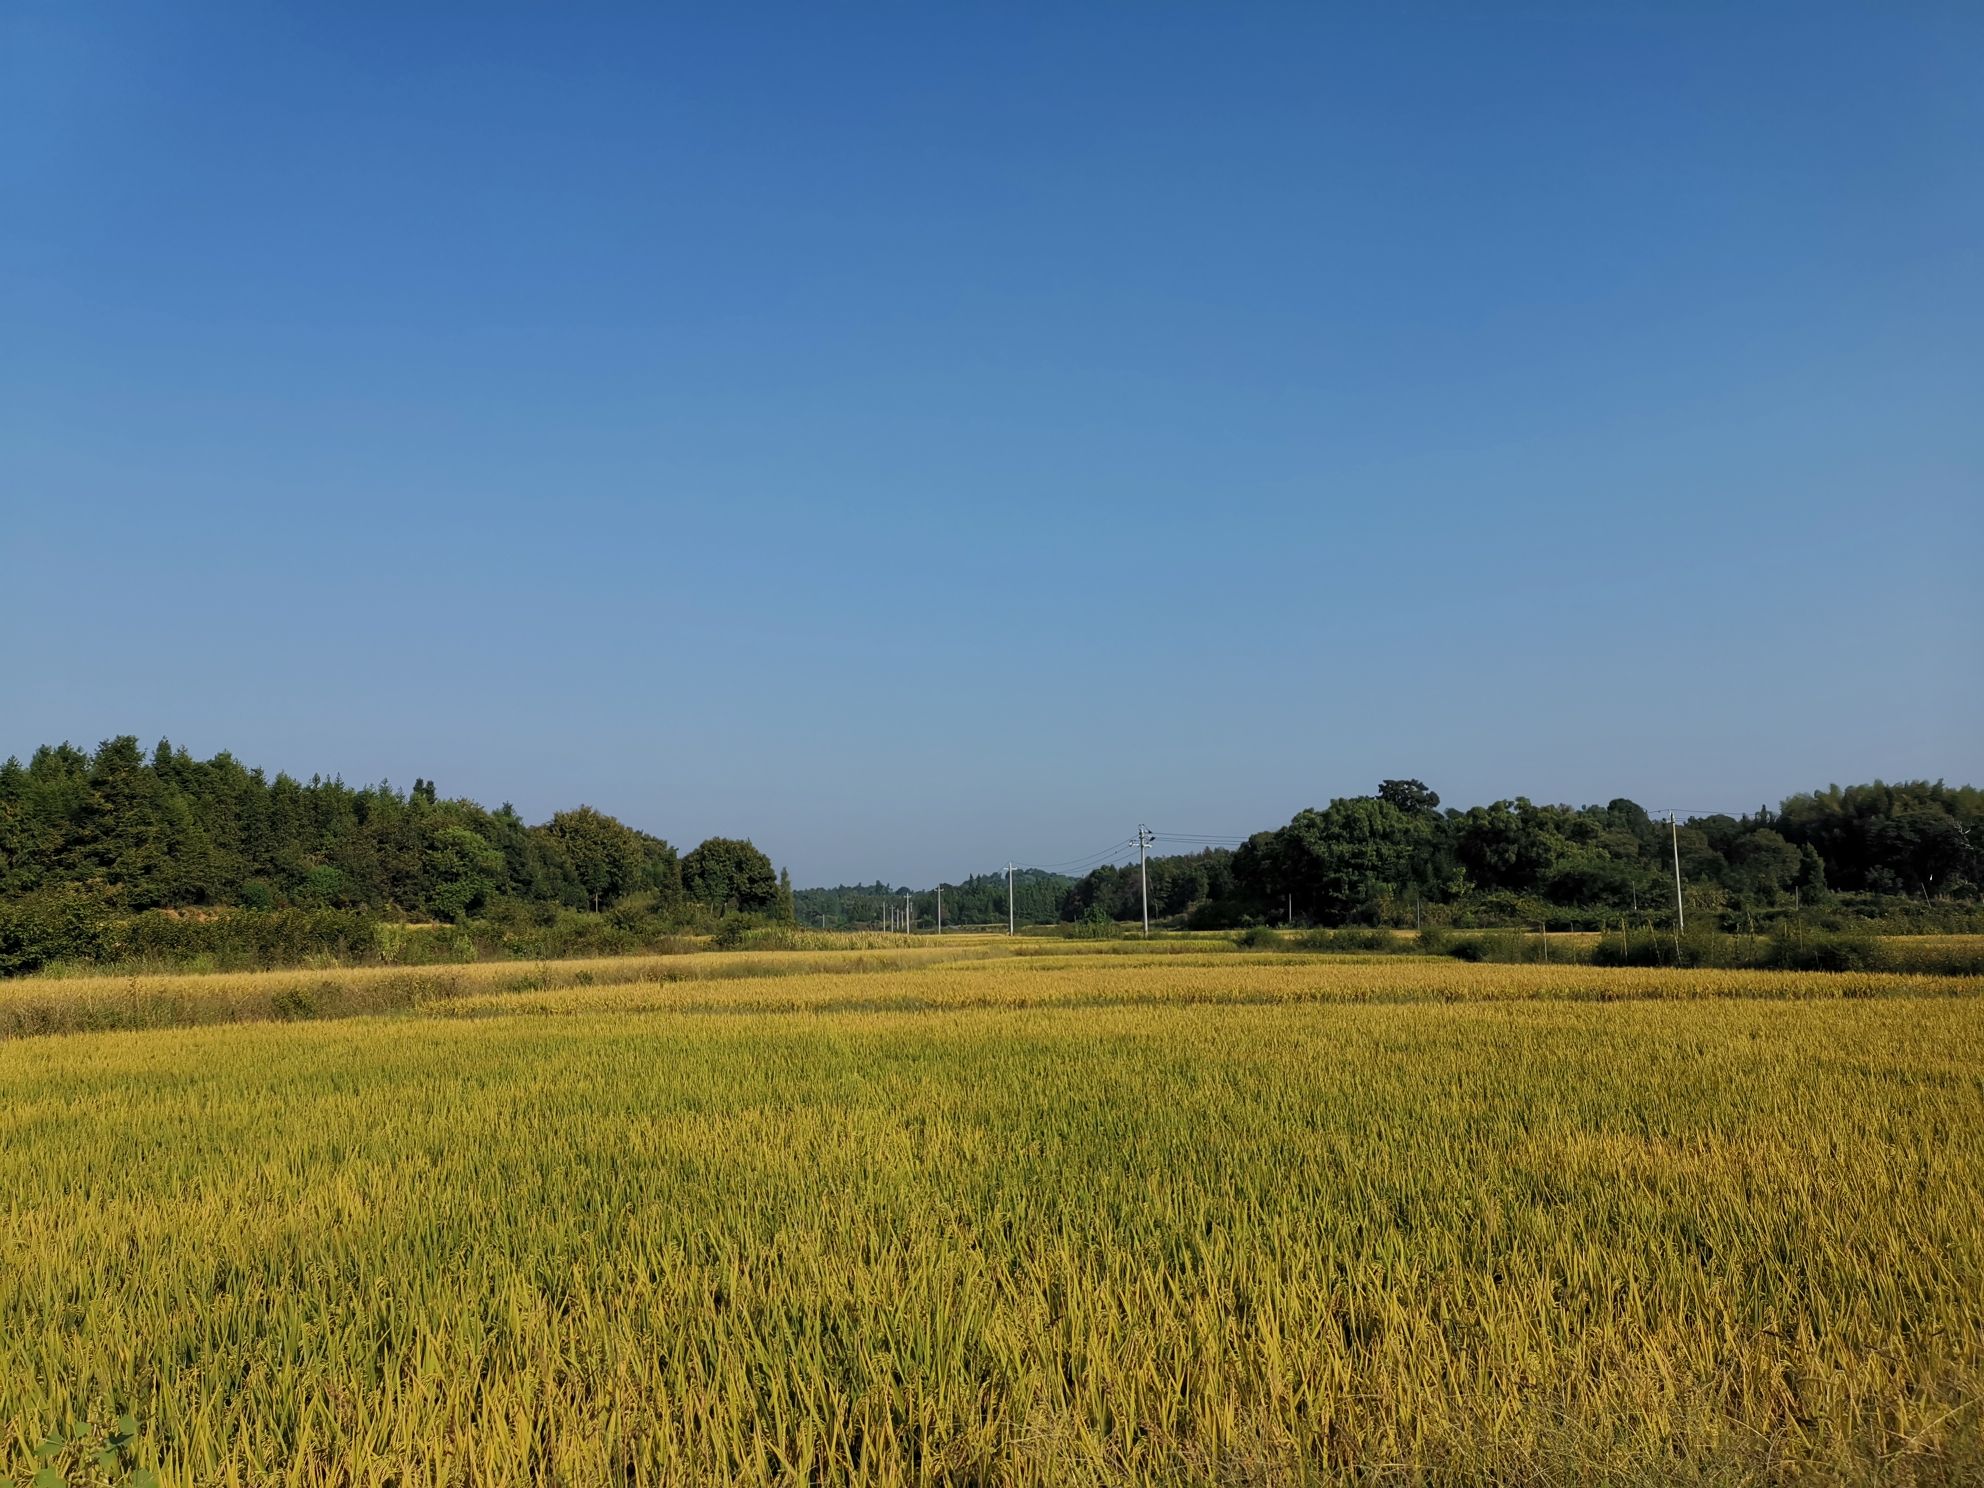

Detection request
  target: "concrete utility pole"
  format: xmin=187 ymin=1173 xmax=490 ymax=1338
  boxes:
xmin=1137 ymin=824 xmax=1156 ymax=938
xmin=904 ymin=890 xmax=912 ymax=935
xmin=937 ymin=885 xmax=943 ymax=935
xmin=1670 ymin=811 xmax=1686 ymax=933
xmin=1007 ymin=863 xmax=1015 ymax=936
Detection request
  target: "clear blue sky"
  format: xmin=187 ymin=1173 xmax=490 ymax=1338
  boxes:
xmin=4 ymin=2 xmax=1979 ymax=886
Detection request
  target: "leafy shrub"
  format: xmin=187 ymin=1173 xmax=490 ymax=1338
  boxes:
xmin=1070 ymin=906 xmax=1122 ymax=940
xmin=1333 ymin=928 xmax=1403 ymax=953
xmin=1590 ymin=928 xmax=1758 ymax=970
xmin=1760 ymin=930 xmax=1888 ymax=973
xmin=1184 ymin=899 xmax=1249 ymax=931
xmin=0 ymin=895 xmax=112 ymax=976
xmin=1442 ymin=932 xmax=1575 ymax=964
xmin=713 ymin=915 xmax=776 ymax=951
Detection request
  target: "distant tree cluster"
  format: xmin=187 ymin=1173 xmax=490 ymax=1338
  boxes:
xmin=0 ymin=737 xmax=783 ymax=924
xmin=1060 ymin=780 xmax=1981 ymax=929
xmin=793 ymin=870 xmax=1073 ymax=930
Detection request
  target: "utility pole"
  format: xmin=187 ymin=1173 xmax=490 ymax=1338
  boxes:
xmin=1137 ymin=825 xmax=1156 ymax=939
xmin=1007 ymin=863 xmax=1015 ymax=936
xmin=1670 ymin=810 xmax=1686 ymax=960
xmin=1670 ymin=811 xmax=1685 ymax=933
xmin=904 ymin=890 xmax=912 ymax=935
xmin=937 ymin=885 xmax=943 ymax=935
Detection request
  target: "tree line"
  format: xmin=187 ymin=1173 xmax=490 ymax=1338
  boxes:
xmin=1055 ymin=780 xmax=1981 ymax=931
xmin=5 ymin=739 xmax=1978 ymax=972
xmin=0 ymin=736 xmax=792 ymax=924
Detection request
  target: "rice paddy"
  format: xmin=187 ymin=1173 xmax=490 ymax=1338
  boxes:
xmin=3 ymin=944 xmax=1981 ymax=1485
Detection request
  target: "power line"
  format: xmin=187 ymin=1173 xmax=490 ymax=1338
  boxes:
xmin=1012 ymin=839 xmax=1137 ymax=873
xmin=1014 ymin=840 xmax=1135 ymax=868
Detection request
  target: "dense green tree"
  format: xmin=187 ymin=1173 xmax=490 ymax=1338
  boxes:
xmin=1724 ymin=828 xmax=1801 ymax=902
xmin=637 ymin=833 xmax=684 ymax=905
xmin=426 ymin=827 xmax=505 ymax=922
xmin=1378 ymin=779 xmax=1441 ymax=816
xmin=682 ymin=837 xmax=778 ymax=914
xmin=1275 ymin=797 xmax=1431 ymax=920
xmin=539 ymin=806 xmax=646 ymax=912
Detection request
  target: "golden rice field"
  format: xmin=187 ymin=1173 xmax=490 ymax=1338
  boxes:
xmin=3 ymin=946 xmax=1982 ymax=1485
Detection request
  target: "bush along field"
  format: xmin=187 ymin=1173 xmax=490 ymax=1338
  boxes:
xmin=2 ymin=947 xmax=1982 ymax=1485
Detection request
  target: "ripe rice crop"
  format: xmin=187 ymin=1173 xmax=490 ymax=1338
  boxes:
xmin=0 ymin=944 xmax=1017 ymax=1040
xmin=7 ymin=942 xmax=1978 ymax=1042
xmin=2 ymin=951 xmax=1980 ymax=1484
xmin=427 ymin=955 xmax=1982 ymax=1023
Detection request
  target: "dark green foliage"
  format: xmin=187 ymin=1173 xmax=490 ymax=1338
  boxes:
xmin=1064 ymin=850 xmax=1237 ymax=925
xmin=1278 ymin=798 xmax=1432 ymax=921
xmin=426 ymin=827 xmax=505 ymax=922
xmin=540 ymin=806 xmax=646 ymax=913
xmin=681 ymin=838 xmax=778 ymax=915
xmin=0 ymin=737 xmax=769 ymax=967
xmin=1440 ymin=932 xmax=1570 ymax=965
xmin=711 ymin=913 xmax=776 ymax=950
xmin=1378 ymin=779 xmax=1441 ymax=816
xmin=0 ymin=894 xmax=111 ymax=976
xmin=1758 ymin=928 xmax=1888 ymax=973
xmin=1314 ymin=928 xmax=1406 ymax=953
xmin=1070 ymin=904 xmax=1121 ymax=939
xmin=2 ymin=736 xmax=1978 ymax=971
xmin=1055 ymin=780 xmax=1981 ymax=933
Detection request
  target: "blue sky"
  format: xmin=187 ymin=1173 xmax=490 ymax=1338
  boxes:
xmin=3 ymin=2 xmax=1979 ymax=885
